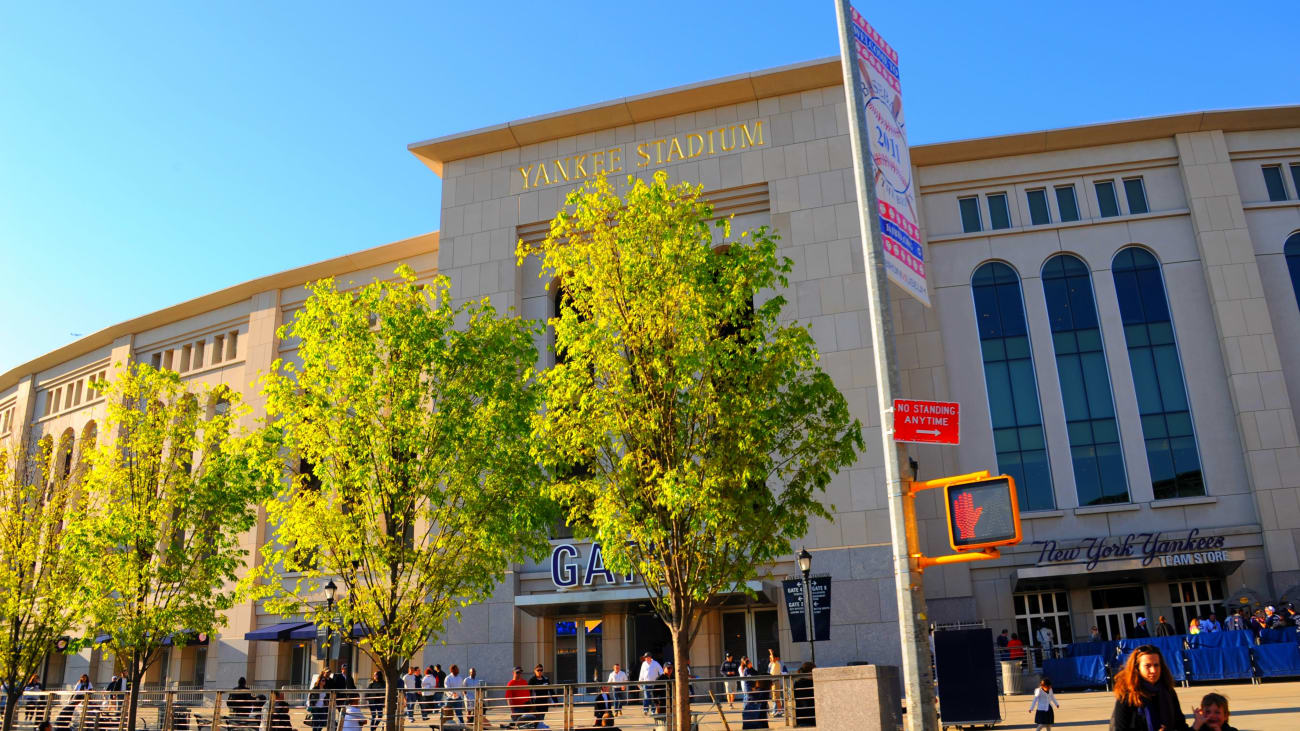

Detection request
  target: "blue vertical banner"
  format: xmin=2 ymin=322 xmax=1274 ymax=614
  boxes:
xmin=784 ymin=576 xmax=832 ymax=643
xmin=845 ymin=6 xmax=929 ymax=306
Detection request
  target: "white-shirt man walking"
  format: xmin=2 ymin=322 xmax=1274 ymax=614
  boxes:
xmin=637 ymin=652 xmax=664 ymax=714
xmin=607 ymin=663 xmax=629 ymax=715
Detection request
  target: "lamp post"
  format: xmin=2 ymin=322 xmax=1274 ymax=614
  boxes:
xmin=323 ymin=580 xmax=337 ymax=667
xmin=798 ymin=548 xmax=815 ymax=666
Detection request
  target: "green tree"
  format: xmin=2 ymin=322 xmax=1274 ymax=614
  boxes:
xmin=72 ymin=365 xmax=275 ymax=731
xmin=0 ymin=434 xmax=86 ymax=731
xmin=247 ymin=266 xmax=553 ymax=731
xmin=520 ymin=172 xmax=862 ymax=730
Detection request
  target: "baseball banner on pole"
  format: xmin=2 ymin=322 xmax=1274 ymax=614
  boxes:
xmin=846 ymin=7 xmax=929 ymax=306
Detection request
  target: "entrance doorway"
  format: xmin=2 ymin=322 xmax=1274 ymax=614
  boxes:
xmin=629 ymin=613 xmax=672 ymax=669
xmin=555 ymin=618 xmax=604 ymax=686
xmin=721 ymin=609 xmax=780 ymax=668
xmin=1091 ymin=585 xmax=1148 ymax=641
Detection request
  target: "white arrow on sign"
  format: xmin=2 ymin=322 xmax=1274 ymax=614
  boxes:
xmin=916 ymin=429 xmax=941 ymax=436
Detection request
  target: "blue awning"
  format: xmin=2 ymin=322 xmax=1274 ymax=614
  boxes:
xmin=285 ymin=622 xmax=372 ymax=641
xmin=93 ymin=633 xmax=112 ymax=644
xmin=244 ymin=622 xmax=312 ymax=641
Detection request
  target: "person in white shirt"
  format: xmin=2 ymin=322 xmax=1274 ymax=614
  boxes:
xmin=1036 ymin=625 xmax=1055 ymax=662
xmin=637 ymin=652 xmax=664 ymax=714
xmin=400 ymin=667 xmax=419 ymax=722
xmin=420 ymin=666 xmax=438 ymax=721
xmin=462 ymin=668 xmax=484 ymax=727
xmin=606 ymin=663 xmax=629 ymax=715
xmin=443 ymin=664 xmax=466 ymax=726
xmin=339 ymin=696 xmax=366 ymax=731
xmin=1027 ymin=677 xmax=1059 ymax=731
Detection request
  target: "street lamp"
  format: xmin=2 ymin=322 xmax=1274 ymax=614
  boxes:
xmin=798 ymin=548 xmax=815 ymax=666
xmin=323 ymin=580 xmax=338 ymax=666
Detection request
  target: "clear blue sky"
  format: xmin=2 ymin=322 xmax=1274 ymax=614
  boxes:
xmin=2 ymin=1 xmax=1296 ymax=374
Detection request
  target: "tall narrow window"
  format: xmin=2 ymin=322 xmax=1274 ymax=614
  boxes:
xmin=1263 ymin=165 xmax=1288 ymax=201
xmin=1112 ymin=247 xmax=1204 ymax=499
xmin=959 ymin=196 xmax=982 ymax=233
xmin=972 ymin=262 xmax=1054 ymax=511
xmin=1285 ymin=233 xmax=1300 ymax=311
xmin=226 ymin=331 xmax=239 ymax=360
xmin=1290 ymin=164 xmax=1300 ymax=201
xmin=1055 ymin=185 xmax=1080 ymax=222
xmin=1026 ymin=189 xmax=1051 ymax=225
xmin=987 ymin=193 xmax=1011 ymax=230
xmin=1043 ymin=255 xmax=1129 ymax=505
xmin=193 ymin=340 xmax=205 ymax=369
xmin=1095 ymin=180 xmax=1120 ymax=218
xmin=1123 ymin=177 xmax=1149 ymax=214
xmin=213 ymin=335 xmax=226 ymax=364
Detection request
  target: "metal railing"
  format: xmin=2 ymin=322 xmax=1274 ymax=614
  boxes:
xmin=0 ymin=674 xmax=815 ymax=731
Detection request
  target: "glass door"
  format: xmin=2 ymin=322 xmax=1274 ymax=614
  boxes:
xmin=1094 ymin=609 xmax=1145 ymax=641
xmin=555 ymin=617 xmax=605 ymax=687
xmin=719 ymin=609 xmax=781 ymax=668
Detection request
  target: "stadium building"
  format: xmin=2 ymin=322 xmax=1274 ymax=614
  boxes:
xmin=4 ymin=57 xmax=1299 ymax=690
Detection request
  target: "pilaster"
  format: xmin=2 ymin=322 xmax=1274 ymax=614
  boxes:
xmin=1176 ymin=130 xmax=1300 ymax=594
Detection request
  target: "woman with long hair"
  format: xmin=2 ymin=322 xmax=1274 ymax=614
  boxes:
xmin=1110 ymin=645 xmax=1197 ymax=730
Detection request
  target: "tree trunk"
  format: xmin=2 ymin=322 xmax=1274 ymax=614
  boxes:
xmin=382 ymin=659 xmax=402 ymax=731
xmin=670 ymin=628 xmax=691 ymax=731
xmin=127 ymin=663 xmax=145 ymax=731
xmin=2 ymin=690 xmax=20 ymax=731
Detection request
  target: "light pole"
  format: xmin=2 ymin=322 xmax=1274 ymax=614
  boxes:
xmin=324 ymin=580 xmax=338 ymax=667
xmin=798 ymin=548 xmax=815 ymax=666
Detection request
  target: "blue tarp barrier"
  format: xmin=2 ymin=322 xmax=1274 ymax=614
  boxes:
xmin=1252 ymin=644 xmax=1300 ymax=678
xmin=1065 ymin=641 xmax=1117 ymax=659
xmin=1259 ymin=627 xmax=1298 ymax=645
xmin=1042 ymin=655 xmax=1107 ymax=689
xmin=1118 ymin=636 xmax=1187 ymax=658
xmin=1188 ymin=630 xmax=1254 ymax=649
xmin=1186 ymin=647 xmax=1253 ymax=681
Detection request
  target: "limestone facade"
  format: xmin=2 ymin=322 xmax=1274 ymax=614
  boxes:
xmin=4 ymin=58 xmax=1299 ymax=689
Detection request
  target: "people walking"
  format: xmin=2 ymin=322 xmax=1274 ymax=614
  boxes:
xmin=637 ymin=652 xmax=662 ymax=714
xmin=421 ymin=664 xmax=438 ymax=720
xmin=307 ymin=674 xmax=330 ymax=730
xmin=792 ymin=662 xmax=815 ymax=728
xmin=505 ymin=667 xmax=531 ymax=728
xmin=606 ymin=663 xmax=627 ymax=715
xmin=366 ymin=670 xmax=384 ymax=726
xmin=996 ymin=629 xmax=1010 ymax=659
xmin=766 ymin=649 xmax=784 ymax=717
xmin=444 ymin=664 xmax=466 ymax=726
xmin=720 ymin=651 xmax=740 ymax=708
xmin=741 ymin=678 xmax=770 ymax=729
xmin=1225 ymin=609 xmax=1246 ymax=632
xmin=401 ymin=666 xmax=420 ymax=722
xmin=1035 ymin=624 xmax=1055 ymax=661
xmin=1028 ymin=677 xmax=1059 ymax=731
xmin=463 ymin=668 xmax=486 ymax=728
xmin=527 ymin=664 xmax=554 ymax=720
xmin=1130 ymin=617 xmax=1150 ymax=638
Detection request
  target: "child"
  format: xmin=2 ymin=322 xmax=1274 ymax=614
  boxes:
xmin=1028 ymin=677 xmax=1059 ymax=731
xmin=1193 ymin=692 xmax=1237 ymax=731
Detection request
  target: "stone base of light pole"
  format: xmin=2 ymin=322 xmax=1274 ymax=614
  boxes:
xmin=811 ymin=664 xmax=901 ymax=730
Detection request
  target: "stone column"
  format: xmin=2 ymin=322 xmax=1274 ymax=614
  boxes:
xmin=214 ymin=288 xmax=282 ymax=689
xmin=1176 ymin=130 xmax=1300 ymax=594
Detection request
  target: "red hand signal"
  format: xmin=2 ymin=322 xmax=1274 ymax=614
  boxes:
xmin=953 ymin=491 xmax=983 ymax=539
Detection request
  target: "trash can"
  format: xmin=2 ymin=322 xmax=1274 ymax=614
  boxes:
xmin=1000 ymin=660 xmax=1025 ymax=695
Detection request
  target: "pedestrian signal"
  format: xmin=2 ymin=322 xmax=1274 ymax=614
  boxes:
xmin=945 ymin=475 xmax=1021 ymax=552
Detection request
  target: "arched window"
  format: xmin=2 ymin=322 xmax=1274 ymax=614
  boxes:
xmin=1042 ymin=255 xmax=1129 ymax=506
xmin=972 ymin=262 xmax=1055 ymax=511
xmin=56 ymin=429 xmax=75 ymax=481
xmin=1111 ymin=247 xmax=1204 ymax=499
xmin=1286 ymin=232 xmax=1300 ymax=310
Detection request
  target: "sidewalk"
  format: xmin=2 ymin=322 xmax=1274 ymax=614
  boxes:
xmin=984 ymin=680 xmax=1300 ymax=731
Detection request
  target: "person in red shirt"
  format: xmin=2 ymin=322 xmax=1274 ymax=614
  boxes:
xmin=505 ymin=666 xmax=532 ymax=727
xmin=1007 ymin=633 xmax=1026 ymax=666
